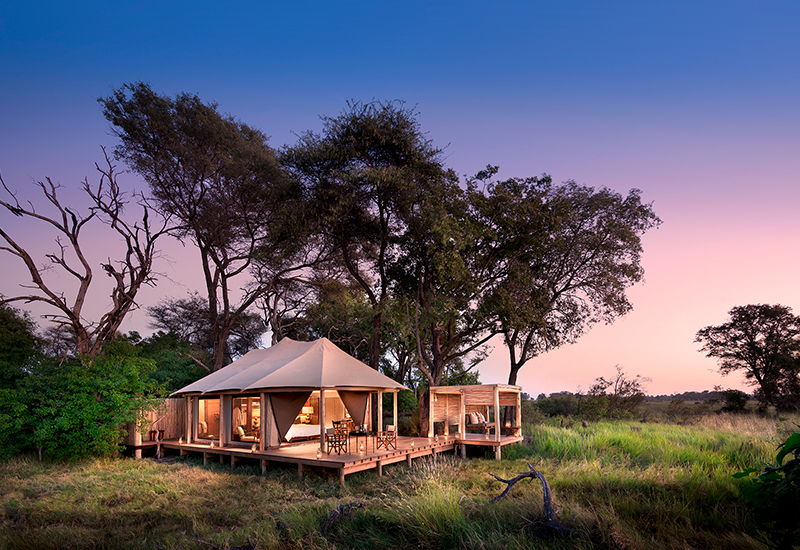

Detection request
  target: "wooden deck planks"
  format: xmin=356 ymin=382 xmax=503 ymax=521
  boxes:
xmin=162 ymin=433 xmax=522 ymax=485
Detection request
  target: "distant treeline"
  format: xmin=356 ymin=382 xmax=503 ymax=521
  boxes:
xmin=646 ymin=390 xmax=743 ymax=402
xmin=528 ymin=390 xmax=748 ymax=403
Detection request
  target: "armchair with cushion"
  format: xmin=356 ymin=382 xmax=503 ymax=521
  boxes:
xmin=235 ymin=425 xmax=258 ymax=442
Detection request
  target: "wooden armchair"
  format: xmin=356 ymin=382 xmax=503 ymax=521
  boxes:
xmin=326 ymin=428 xmax=348 ymax=455
xmin=333 ymin=420 xmax=350 ymax=435
xmin=375 ymin=424 xmax=397 ymax=451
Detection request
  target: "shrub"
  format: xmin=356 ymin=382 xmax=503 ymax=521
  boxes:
xmin=520 ymin=396 xmax=545 ymax=424
xmin=1 ymin=340 xmax=158 ymax=460
xmin=535 ymin=392 xmax=581 ymax=417
xmin=734 ymin=432 xmax=800 ymax=549
xmin=721 ymin=389 xmax=751 ymax=413
xmin=582 ymin=365 xmax=649 ymax=420
xmin=665 ymin=399 xmax=713 ymax=424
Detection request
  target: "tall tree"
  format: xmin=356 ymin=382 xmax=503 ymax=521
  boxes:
xmin=281 ymin=279 xmax=375 ymax=363
xmin=480 ymin=176 xmax=661 ymax=386
xmin=146 ymin=292 xmax=264 ymax=367
xmin=100 ymin=83 xmax=300 ymax=370
xmin=282 ymin=100 xmax=450 ymax=370
xmin=0 ymin=152 xmax=168 ymax=357
xmin=696 ymin=304 xmax=800 ymax=410
xmin=391 ymin=169 xmax=498 ymax=386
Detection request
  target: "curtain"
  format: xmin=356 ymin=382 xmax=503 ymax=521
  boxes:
xmin=269 ymin=391 xmax=312 ymax=441
xmin=338 ymin=390 xmax=370 ymax=427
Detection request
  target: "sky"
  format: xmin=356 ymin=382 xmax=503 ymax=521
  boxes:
xmin=1 ymin=1 xmax=799 ymax=397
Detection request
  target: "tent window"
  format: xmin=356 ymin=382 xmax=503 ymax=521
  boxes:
xmin=197 ymin=397 xmax=220 ymax=441
xmin=231 ymin=396 xmax=260 ymax=442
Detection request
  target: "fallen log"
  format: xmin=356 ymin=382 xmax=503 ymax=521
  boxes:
xmin=490 ymin=462 xmax=573 ymax=536
xmin=321 ymin=501 xmax=365 ymax=535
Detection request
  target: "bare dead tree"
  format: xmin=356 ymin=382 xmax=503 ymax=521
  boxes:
xmin=0 ymin=148 xmax=169 ymax=357
xmin=490 ymin=462 xmax=573 ymax=536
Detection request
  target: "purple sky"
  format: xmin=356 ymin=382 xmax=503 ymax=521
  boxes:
xmin=2 ymin=1 xmax=799 ymax=396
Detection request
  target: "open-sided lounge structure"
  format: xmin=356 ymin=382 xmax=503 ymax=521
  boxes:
xmin=171 ymin=337 xmax=408 ymax=452
xmin=424 ymin=384 xmax=522 ymax=460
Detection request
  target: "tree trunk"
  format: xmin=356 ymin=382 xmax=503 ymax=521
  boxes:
xmin=369 ymin=311 xmax=382 ymax=371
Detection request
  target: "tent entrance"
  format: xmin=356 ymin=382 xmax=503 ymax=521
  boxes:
xmin=195 ymin=397 xmax=220 ymax=441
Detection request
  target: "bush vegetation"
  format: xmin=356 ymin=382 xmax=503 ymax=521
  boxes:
xmin=735 ymin=432 xmax=800 ymax=550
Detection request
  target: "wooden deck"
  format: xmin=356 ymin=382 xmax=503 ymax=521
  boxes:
xmin=161 ymin=433 xmax=523 ymax=486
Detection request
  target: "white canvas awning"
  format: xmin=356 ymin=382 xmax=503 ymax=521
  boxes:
xmin=172 ymin=337 xmax=408 ymax=395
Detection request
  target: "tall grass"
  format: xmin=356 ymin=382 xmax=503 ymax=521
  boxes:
xmin=2 ymin=412 xmax=796 ymax=549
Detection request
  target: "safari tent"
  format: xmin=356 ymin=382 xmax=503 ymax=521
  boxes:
xmin=171 ymin=337 xmax=408 ymax=450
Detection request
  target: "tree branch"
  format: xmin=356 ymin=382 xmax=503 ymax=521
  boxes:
xmin=490 ymin=462 xmax=573 ymax=535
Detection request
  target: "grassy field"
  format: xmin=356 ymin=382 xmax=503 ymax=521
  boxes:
xmin=2 ymin=412 xmax=798 ymax=550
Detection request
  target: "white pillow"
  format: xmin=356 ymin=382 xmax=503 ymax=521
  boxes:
xmin=477 ymin=412 xmax=486 ymax=423
xmin=236 ymin=426 xmax=245 ymax=436
xmin=469 ymin=412 xmax=479 ymax=424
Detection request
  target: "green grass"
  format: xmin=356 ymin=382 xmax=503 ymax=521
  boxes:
xmin=2 ymin=412 xmax=797 ymax=549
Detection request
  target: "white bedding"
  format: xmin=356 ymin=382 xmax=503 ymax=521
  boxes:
xmin=285 ymin=424 xmax=321 ymax=441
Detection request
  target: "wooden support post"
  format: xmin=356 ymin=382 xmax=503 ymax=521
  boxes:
xmin=298 ymin=463 xmax=304 ymax=480
xmin=231 ymin=455 xmax=237 ymax=469
xmin=339 ymin=468 xmax=345 ymax=487
xmin=185 ymin=396 xmax=192 ymax=444
xmin=219 ymin=453 xmax=224 ymax=464
xmin=260 ymin=459 xmax=266 ymax=475
xmin=377 ymin=460 xmax=383 ymax=477
xmin=367 ymin=392 xmax=372 ymax=432
xmin=135 ymin=448 xmax=142 ymax=460
xmin=259 ymin=392 xmax=266 ymax=451
xmin=221 ymin=395 xmax=232 ymax=447
xmin=191 ymin=397 xmax=199 ymax=444
xmin=407 ymin=452 xmax=412 ymax=467
xmin=425 ymin=388 xmax=433 ymax=438
xmin=393 ymin=392 xmax=398 ymax=430
xmin=495 ymin=445 xmax=502 ymax=461
xmin=203 ymin=452 xmax=209 ymax=466
xmin=319 ymin=389 xmax=326 ymax=449
xmin=459 ymin=389 xmax=465 ymax=440
xmin=461 ymin=444 xmax=466 ymax=459
xmin=494 ymin=386 xmax=501 ymax=442
xmin=377 ymin=390 xmax=383 ymax=432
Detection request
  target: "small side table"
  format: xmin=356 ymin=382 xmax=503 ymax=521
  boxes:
xmin=349 ymin=430 xmax=369 ymax=453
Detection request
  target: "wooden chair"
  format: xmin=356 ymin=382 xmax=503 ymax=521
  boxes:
xmin=326 ymin=428 xmax=348 ymax=455
xmin=333 ymin=420 xmax=349 ymax=435
xmin=375 ymin=424 xmax=397 ymax=451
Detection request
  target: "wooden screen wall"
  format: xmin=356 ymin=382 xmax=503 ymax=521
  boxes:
xmin=431 ymin=393 xmax=461 ymax=425
xmin=125 ymin=398 xmax=186 ymax=445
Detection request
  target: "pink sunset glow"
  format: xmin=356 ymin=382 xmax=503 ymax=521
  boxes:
xmin=2 ymin=2 xmax=798 ymax=397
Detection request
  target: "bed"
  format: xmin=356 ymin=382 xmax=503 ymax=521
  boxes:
xmin=285 ymin=424 xmax=322 ymax=442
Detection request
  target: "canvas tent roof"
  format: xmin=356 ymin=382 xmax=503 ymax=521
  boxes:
xmin=172 ymin=337 xmax=408 ymax=396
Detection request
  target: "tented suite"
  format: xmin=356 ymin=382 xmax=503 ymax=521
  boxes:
xmin=171 ymin=337 xmax=408 ymax=450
